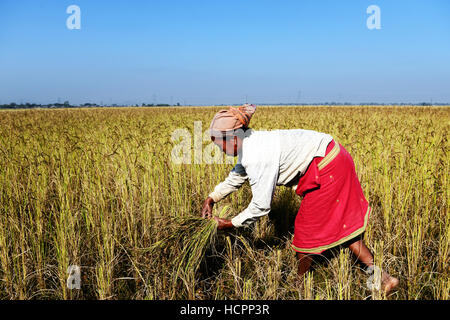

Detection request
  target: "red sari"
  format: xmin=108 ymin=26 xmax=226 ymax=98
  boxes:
xmin=291 ymin=140 xmax=371 ymax=254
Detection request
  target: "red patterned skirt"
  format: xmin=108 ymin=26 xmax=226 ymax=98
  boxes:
xmin=291 ymin=139 xmax=371 ymax=254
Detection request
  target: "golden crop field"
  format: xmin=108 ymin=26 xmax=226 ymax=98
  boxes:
xmin=0 ymin=106 xmax=448 ymax=300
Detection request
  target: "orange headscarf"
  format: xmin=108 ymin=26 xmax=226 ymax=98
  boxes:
xmin=209 ymin=104 xmax=256 ymax=136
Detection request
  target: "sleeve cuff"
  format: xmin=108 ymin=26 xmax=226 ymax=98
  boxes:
xmin=208 ymin=191 xmax=223 ymax=203
xmin=231 ymin=216 xmax=243 ymax=228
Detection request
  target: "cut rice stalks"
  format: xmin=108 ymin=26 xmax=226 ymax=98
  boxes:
xmin=141 ymin=205 xmax=232 ymax=297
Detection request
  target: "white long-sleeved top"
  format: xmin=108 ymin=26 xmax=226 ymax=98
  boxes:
xmin=208 ymin=129 xmax=333 ymax=227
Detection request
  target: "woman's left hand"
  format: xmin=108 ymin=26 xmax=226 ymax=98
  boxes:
xmin=213 ymin=217 xmax=234 ymax=230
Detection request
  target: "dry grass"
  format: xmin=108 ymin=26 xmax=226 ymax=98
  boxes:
xmin=0 ymin=105 xmax=448 ymax=300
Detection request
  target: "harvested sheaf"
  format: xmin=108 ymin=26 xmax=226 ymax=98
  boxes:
xmin=143 ymin=205 xmax=232 ymax=297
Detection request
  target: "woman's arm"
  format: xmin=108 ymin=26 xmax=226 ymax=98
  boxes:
xmin=208 ymin=164 xmax=248 ymax=203
xmin=231 ymin=156 xmax=279 ymax=227
xmin=201 ymin=164 xmax=248 ymax=218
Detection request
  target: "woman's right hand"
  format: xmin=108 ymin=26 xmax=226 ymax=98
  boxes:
xmin=201 ymin=197 xmax=215 ymax=218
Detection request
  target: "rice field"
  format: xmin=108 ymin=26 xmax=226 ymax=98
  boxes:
xmin=0 ymin=105 xmax=448 ymax=300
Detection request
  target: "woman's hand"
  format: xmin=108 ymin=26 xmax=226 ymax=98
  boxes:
xmin=201 ymin=197 xmax=215 ymax=218
xmin=213 ymin=217 xmax=234 ymax=230
xmin=201 ymin=198 xmax=234 ymax=230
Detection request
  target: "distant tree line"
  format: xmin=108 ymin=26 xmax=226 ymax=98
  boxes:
xmin=0 ymin=101 xmax=448 ymax=109
xmin=0 ymin=102 xmax=183 ymax=109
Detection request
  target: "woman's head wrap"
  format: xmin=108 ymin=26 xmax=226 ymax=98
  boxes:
xmin=209 ymin=104 xmax=256 ymax=137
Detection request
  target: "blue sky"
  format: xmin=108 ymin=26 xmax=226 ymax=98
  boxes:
xmin=0 ymin=0 xmax=449 ymax=105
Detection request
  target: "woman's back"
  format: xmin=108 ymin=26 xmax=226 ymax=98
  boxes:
xmin=241 ymin=129 xmax=333 ymax=186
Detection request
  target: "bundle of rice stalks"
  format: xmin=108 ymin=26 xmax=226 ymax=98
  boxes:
xmin=144 ymin=205 xmax=232 ymax=297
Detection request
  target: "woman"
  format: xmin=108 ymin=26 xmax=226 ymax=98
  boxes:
xmin=201 ymin=104 xmax=399 ymax=294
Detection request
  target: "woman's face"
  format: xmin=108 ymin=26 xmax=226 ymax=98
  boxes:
xmin=211 ymin=135 xmax=240 ymax=156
